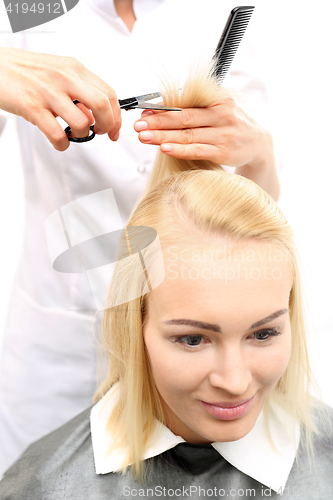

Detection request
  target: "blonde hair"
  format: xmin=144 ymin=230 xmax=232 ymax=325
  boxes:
xmin=94 ymin=70 xmax=321 ymax=478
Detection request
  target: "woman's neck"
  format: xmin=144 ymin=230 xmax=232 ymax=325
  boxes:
xmin=114 ymin=0 xmax=136 ymax=32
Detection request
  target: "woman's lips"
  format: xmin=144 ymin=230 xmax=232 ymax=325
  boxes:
xmin=200 ymin=397 xmax=254 ymax=420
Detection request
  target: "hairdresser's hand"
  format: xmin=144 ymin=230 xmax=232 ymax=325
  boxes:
xmin=0 ymin=48 xmax=121 ymax=151
xmin=134 ymin=99 xmax=279 ymax=200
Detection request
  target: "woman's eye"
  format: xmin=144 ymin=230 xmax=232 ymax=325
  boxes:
xmin=175 ymin=335 xmax=204 ymax=347
xmin=253 ymin=328 xmax=282 ymax=341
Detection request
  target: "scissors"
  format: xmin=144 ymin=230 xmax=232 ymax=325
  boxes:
xmin=64 ymin=92 xmax=182 ymax=143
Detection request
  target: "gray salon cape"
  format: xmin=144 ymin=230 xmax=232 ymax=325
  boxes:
xmin=0 ymin=405 xmax=332 ymax=499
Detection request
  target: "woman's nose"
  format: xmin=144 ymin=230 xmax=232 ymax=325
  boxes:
xmin=208 ymin=347 xmax=252 ymax=396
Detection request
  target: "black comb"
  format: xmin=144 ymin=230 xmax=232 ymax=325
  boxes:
xmin=211 ymin=6 xmax=255 ymax=84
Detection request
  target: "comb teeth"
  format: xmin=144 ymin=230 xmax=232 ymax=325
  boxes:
xmin=211 ymin=6 xmax=255 ymax=83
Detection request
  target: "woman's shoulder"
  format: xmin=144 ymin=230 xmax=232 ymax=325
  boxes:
xmin=283 ymin=402 xmax=333 ymax=498
xmin=0 ymin=407 xmax=94 ymax=499
xmin=311 ymin=401 xmax=333 ymax=442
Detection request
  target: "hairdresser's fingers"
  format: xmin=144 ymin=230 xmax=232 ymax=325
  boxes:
xmin=135 ymin=105 xmax=225 ymax=132
xmin=140 ymin=108 xmax=167 ymax=118
xmin=134 ymin=108 xmax=220 ymax=132
xmin=154 ymin=126 xmax=274 ymax=169
xmin=65 ymin=78 xmax=121 ymax=140
xmin=77 ymin=66 xmax=122 ymax=140
xmin=0 ymin=48 xmax=122 ymax=145
xmin=137 ymin=126 xmax=225 ymax=147
xmin=70 ymin=102 xmax=95 ymax=139
xmin=74 ymin=101 xmax=95 ymax=123
xmin=52 ymin=97 xmax=93 ymax=140
xmin=34 ymin=109 xmax=72 ymax=151
xmin=33 ymin=99 xmax=95 ymax=147
xmin=135 ymin=102 xmax=271 ymax=168
xmin=54 ymin=99 xmax=95 ymax=139
xmin=159 ymin=143 xmax=222 ymax=163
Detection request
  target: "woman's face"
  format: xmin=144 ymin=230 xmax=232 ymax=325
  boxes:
xmin=143 ymin=238 xmax=292 ymax=443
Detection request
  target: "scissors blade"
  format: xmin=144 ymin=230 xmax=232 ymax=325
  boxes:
xmin=133 ymin=103 xmax=182 ymax=111
xmin=118 ymin=91 xmax=162 ymax=110
xmin=118 ymin=91 xmax=182 ymax=111
xmin=135 ymin=91 xmax=162 ymax=104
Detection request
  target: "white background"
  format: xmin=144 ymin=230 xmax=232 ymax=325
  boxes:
xmin=0 ymin=1 xmax=332 ymax=406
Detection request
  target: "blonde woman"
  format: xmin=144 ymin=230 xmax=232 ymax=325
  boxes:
xmin=0 ymin=74 xmax=331 ymax=500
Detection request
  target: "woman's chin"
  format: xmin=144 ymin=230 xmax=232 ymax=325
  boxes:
xmin=199 ymin=414 xmax=259 ymax=444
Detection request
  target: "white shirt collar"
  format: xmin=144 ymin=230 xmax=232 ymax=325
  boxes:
xmin=90 ymin=384 xmax=300 ymax=495
xmin=87 ymin=0 xmax=166 ymax=20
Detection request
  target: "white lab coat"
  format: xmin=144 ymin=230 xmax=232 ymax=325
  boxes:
xmin=0 ymin=0 xmax=271 ymax=475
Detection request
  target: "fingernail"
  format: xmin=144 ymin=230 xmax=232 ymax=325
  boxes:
xmin=112 ymin=131 xmax=120 ymax=141
xmin=161 ymin=144 xmax=173 ymax=152
xmin=140 ymin=131 xmax=154 ymax=141
xmin=141 ymin=110 xmax=154 ymax=117
xmin=135 ymin=120 xmax=148 ymax=132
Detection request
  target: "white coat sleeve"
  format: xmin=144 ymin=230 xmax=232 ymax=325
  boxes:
xmin=0 ymin=2 xmax=14 ymax=138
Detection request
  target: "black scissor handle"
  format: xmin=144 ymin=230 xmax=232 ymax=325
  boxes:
xmin=65 ymin=124 xmax=95 ymax=143
xmin=118 ymin=97 xmax=138 ymax=110
xmin=64 ymin=100 xmax=96 ymax=143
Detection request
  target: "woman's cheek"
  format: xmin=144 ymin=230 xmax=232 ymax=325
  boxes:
xmin=150 ymin=354 xmax=192 ymax=393
xmin=149 ymin=347 xmax=208 ymax=399
xmin=255 ymin=343 xmax=291 ymax=386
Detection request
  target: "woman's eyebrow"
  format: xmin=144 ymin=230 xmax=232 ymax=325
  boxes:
xmin=162 ymin=319 xmax=221 ymax=332
xmin=162 ymin=309 xmax=289 ymax=333
xmin=250 ymin=308 xmax=288 ymax=329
